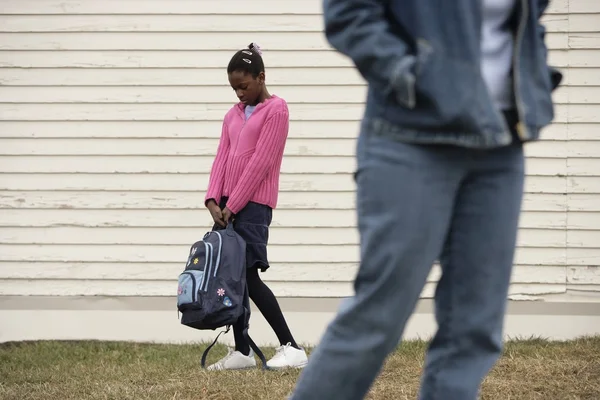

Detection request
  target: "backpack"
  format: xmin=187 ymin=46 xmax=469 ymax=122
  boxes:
xmin=176 ymin=223 xmax=268 ymax=369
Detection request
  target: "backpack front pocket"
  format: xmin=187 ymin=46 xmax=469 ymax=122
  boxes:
xmin=177 ymin=270 xmax=204 ymax=307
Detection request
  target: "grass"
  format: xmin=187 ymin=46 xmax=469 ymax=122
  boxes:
xmin=1 ymin=337 xmax=599 ymax=400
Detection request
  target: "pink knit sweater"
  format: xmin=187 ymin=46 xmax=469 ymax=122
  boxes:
xmin=204 ymin=95 xmax=289 ymax=214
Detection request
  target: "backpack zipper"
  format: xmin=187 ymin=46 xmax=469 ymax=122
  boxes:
xmin=213 ymin=231 xmax=223 ymax=277
xmin=203 ymin=242 xmax=214 ymax=291
xmin=197 ymin=242 xmax=209 ymax=291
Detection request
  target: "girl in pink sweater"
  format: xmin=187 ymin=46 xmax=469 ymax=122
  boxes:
xmin=204 ymin=43 xmax=308 ymax=371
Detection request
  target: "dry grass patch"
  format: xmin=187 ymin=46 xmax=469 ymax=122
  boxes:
xmin=1 ymin=336 xmax=598 ymax=399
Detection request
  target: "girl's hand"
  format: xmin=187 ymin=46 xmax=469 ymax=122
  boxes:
xmin=222 ymin=207 xmax=233 ymax=225
xmin=207 ymin=200 xmax=226 ymax=227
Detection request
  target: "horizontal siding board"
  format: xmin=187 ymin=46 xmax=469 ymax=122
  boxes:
xmin=566 ymin=212 xmax=600 ymax=230
xmin=568 ymin=104 xmax=600 ymax=123
xmin=0 ymin=209 xmax=566 ymax=230
xmin=0 ymin=263 xmax=566 ymax=285
xmin=0 ymin=14 xmax=327 ymax=32
xmin=0 ymin=155 xmax=361 ymax=174
xmin=0 ymin=155 xmax=566 ymax=176
xmin=567 ymin=86 xmax=600 ymax=104
xmin=560 ymin=68 xmax=599 ymax=84
xmin=0 ymin=191 xmax=566 ymax=212
xmin=0 ymin=85 xmax=588 ymax=105
xmin=0 ymin=50 xmax=580 ymax=69
xmin=568 ymin=159 xmax=600 ymax=176
xmin=568 ymin=231 xmax=600 ymax=248
xmin=0 ymin=31 xmax=567 ymax=50
xmin=0 ymin=138 xmax=578 ymax=160
xmin=567 ymin=248 xmax=600 ymax=266
xmin=567 ymin=14 xmax=600 ymax=31
xmin=0 ymin=0 xmax=575 ymax=15
xmin=0 ymin=191 xmax=361 ymax=211
xmin=0 ymin=13 xmax=583 ymax=33
xmin=0 ymin=103 xmax=373 ymax=121
xmin=0 ymin=226 xmax=565 ymax=248
xmin=565 ymin=284 xmax=600 ymax=294
xmin=568 ymin=194 xmax=600 ymax=212
xmin=0 ymin=173 xmax=571 ymax=194
xmin=568 ymin=177 xmax=600 ymax=193
xmin=0 ymin=121 xmax=577 ymax=141
xmin=0 ymin=32 xmax=391 ymax=51
xmin=0 ymin=263 xmax=362 ymax=283
xmin=0 ymin=50 xmax=356 ymax=68
xmin=0 ymin=104 xmax=577 ymax=123
xmin=0 ymin=279 xmax=566 ymax=298
xmin=2 ymin=50 xmax=594 ymax=70
xmin=567 ymin=123 xmax=600 ymax=140
xmin=0 ymin=0 xmax=327 ymax=15
xmin=0 ymin=120 xmax=364 ymax=139
xmin=0 ymin=244 xmax=566 ymax=265
xmin=0 ymin=68 xmax=366 ymax=86
xmin=570 ymin=33 xmax=600 ymax=49
xmin=569 ymin=0 xmax=600 ymax=13
xmin=568 ymin=141 xmax=600 ymax=159
xmin=0 ymin=86 xmax=375 ymax=105
xmin=0 ymin=192 xmax=566 ymax=213
xmin=7 ymin=68 xmax=600 ymax=87
xmin=0 ymin=0 xmax=571 ymax=15
xmin=568 ymin=266 xmax=600 ymax=285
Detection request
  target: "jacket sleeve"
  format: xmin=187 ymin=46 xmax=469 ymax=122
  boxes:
xmin=225 ymin=111 xmax=289 ymax=214
xmin=204 ymin=121 xmax=230 ymax=206
xmin=536 ymin=0 xmax=562 ymax=90
xmin=323 ymin=0 xmax=418 ymax=107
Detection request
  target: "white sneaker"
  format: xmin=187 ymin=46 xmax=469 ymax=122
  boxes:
xmin=207 ymin=348 xmax=256 ymax=371
xmin=267 ymin=343 xmax=308 ymax=369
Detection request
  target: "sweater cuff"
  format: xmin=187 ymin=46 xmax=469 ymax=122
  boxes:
xmin=225 ymin=197 xmax=246 ymax=215
xmin=204 ymin=191 xmax=221 ymax=207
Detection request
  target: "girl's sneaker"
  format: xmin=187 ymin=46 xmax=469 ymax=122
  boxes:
xmin=206 ymin=348 xmax=256 ymax=371
xmin=266 ymin=343 xmax=308 ymax=369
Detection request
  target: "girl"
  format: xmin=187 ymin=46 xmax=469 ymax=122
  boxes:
xmin=203 ymin=43 xmax=308 ymax=370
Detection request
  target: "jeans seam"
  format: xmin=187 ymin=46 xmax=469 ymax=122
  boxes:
xmin=432 ymin=219 xmax=457 ymax=399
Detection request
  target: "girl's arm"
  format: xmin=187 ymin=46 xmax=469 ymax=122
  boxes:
xmin=204 ymin=121 xmax=230 ymax=206
xmin=225 ymin=111 xmax=289 ymax=214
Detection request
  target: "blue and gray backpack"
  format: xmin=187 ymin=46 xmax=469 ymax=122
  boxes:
xmin=177 ymin=223 xmax=267 ymax=369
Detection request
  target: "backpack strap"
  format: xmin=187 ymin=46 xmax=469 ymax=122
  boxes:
xmin=200 ymin=326 xmax=230 ymax=368
xmin=242 ymin=307 xmax=268 ymax=370
xmin=199 ymin=287 xmax=269 ymax=370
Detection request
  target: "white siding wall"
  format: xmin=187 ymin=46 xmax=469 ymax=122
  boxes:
xmin=0 ymin=0 xmax=598 ymax=301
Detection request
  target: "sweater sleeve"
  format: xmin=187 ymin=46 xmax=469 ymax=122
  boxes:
xmin=204 ymin=121 xmax=230 ymax=206
xmin=226 ymin=111 xmax=289 ymax=214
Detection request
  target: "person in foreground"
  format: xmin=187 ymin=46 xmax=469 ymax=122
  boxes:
xmin=204 ymin=43 xmax=308 ymax=371
xmin=290 ymin=0 xmax=561 ymax=399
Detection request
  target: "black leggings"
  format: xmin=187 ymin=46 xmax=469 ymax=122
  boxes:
xmin=233 ymin=267 xmax=299 ymax=355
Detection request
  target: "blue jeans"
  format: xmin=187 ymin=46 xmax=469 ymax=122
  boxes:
xmin=290 ymin=123 xmax=525 ymax=400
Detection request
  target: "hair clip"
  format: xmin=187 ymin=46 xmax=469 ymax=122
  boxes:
xmin=250 ymin=42 xmax=263 ymax=56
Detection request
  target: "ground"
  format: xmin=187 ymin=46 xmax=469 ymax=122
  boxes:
xmin=1 ymin=337 xmax=599 ymax=399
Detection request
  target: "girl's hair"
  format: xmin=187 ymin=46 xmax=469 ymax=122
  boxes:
xmin=227 ymin=42 xmax=265 ymax=78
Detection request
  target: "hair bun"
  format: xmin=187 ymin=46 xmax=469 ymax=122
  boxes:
xmin=248 ymin=42 xmax=263 ymax=56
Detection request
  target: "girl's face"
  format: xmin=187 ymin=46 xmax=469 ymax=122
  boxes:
xmin=228 ymin=70 xmax=265 ymax=106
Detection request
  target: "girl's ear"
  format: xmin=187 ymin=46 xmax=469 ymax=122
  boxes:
xmin=258 ymin=71 xmax=266 ymax=85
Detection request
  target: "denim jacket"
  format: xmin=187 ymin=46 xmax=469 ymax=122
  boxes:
xmin=323 ymin=0 xmax=563 ymax=148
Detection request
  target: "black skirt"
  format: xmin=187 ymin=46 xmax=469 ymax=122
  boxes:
xmin=212 ymin=197 xmax=272 ymax=272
